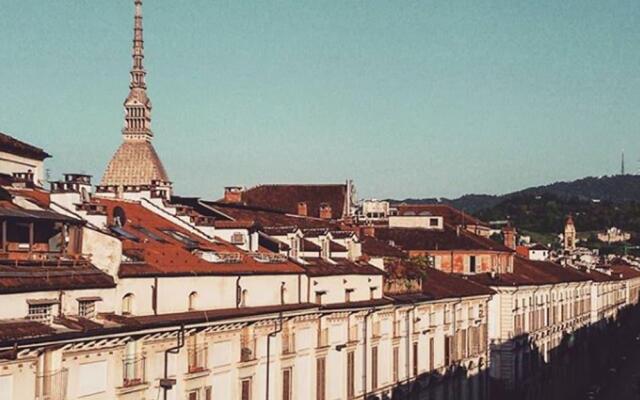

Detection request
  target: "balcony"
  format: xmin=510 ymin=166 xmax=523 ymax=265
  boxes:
xmin=282 ymin=332 xmax=296 ymax=355
xmin=187 ymin=344 xmax=208 ymax=374
xmin=35 ymin=368 xmax=68 ymax=400
xmin=122 ymin=355 xmax=146 ymax=387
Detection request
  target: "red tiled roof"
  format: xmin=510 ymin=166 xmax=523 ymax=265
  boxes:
xmin=94 ymin=198 xmax=306 ymax=277
xmin=0 ymin=132 xmax=51 ymax=160
xmin=0 ymin=262 xmax=115 ymax=294
xmin=0 ymin=320 xmax=55 ymax=342
xmin=173 ymin=196 xmax=337 ymax=229
xmin=468 ymin=256 xmax=593 ymax=287
xmin=421 ymin=268 xmax=495 ymax=300
xmin=396 ymin=204 xmax=487 ymax=227
xmin=224 ymin=184 xmax=348 ymax=219
xmin=373 ymin=226 xmax=513 ymax=253
xmin=301 ymin=258 xmax=384 ymax=277
xmin=361 ymin=237 xmax=407 ymax=258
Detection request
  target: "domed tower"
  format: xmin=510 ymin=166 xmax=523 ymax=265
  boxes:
xmin=563 ymin=215 xmax=576 ymax=252
xmin=101 ymin=0 xmax=169 ymax=189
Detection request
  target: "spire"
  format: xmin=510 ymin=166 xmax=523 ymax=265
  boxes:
xmin=101 ymin=0 xmax=169 ymax=188
xmin=123 ymin=0 xmax=152 ymax=140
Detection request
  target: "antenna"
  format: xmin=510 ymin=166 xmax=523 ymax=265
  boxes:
xmin=621 ymin=150 xmax=625 ymax=175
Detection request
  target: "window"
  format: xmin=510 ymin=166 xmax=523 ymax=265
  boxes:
xmin=122 ymin=293 xmax=134 ymax=315
xmin=371 ymin=346 xmax=378 ymax=390
xmin=189 ymin=291 xmax=198 ymax=311
xmin=392 ymin=346 xmax=399 ymax=383
xmin=347 ymin=351 xmax=355 ymax=399
xmin=78 ymin=300 xmax=96 ymax=319
xmin=345 ymin=289 xmax=353 ymax=303
xmin=282 ymin=368 xmax=292 ymax=400
xmin=27 ymin=303 xmax=53 ymax=324
xmin=204 ymin=386 xmax=212 ymax=400
xmin=469 ymin=256 xmax=477 ymax=273
xmin=316 ymin=357 xmax=326 ymax=400
xmin=240 ymin=289 xmax=248 ymax=308
xmin=231 ymin=232 xmax=245 ymax=245
xmin=429 ymin=218 xmax=439 ymax=227
xmin=188 ymin=390 xmax=199 ymax=400
xmin=315 ymin=291 xmax=325 ymax=305
xmin=241 ymin=378 xmax=252 ymax=400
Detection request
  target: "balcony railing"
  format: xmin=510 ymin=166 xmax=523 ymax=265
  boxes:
xmin=187 ymin=344 xmax=208 ymax=373
xmin=35 ymin=368 xmax=68 ymax=400
xmin=317 ymin=327 xmax=329 ymax=348
xmin=122 ymin=355 xmax=146 ymax=387
xmin=282 ymin=332 xmax=296 ymax=355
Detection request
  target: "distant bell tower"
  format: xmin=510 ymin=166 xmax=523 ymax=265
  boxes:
xmin=563 ymin=215 xmax=576 ymax=252
xmin=101 ymin=0 xmax=169 ymax=188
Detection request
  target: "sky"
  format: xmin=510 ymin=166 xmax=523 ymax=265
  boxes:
xmin=0 ymin=1 xmax=639 ymax=200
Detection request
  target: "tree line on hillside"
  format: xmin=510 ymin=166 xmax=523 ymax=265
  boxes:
xmin=475 ymin=193 xmax=640 ymax=236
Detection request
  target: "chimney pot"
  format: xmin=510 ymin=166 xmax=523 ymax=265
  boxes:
xmin=297 ymin=201 xmax=308 ymax=216
xmin=224 ymin=186 xmax=244 ymax=203
xmin=319 ymin=203 xmax=332 ymax=219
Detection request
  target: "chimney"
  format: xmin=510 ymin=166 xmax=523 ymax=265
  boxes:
xmin=502 ymin=224 xmax=517 ymax=250
xmin=297 ymin=202 xmax=308 ymax=216
xmin=224 ymin=186 xmax=244 ymax=203
xmin=361 ymin=225 xmax=375 ymax=238
xmin=319 ymin=203 xmax=332 ymax=219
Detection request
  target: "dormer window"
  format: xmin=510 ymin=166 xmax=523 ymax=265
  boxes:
xmin=345 ymin=288 xmax=354 ymax=303
xmin=231 ymin=232 xmax=245 ymax=245
xmin=27 ymin=299 xmax=58 ymax=324
xmin=77 ymin=297 xmax=101 ymax=319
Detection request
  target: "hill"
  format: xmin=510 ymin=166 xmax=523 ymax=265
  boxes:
xmin=391 ymin=174 xmax=640 ymax=213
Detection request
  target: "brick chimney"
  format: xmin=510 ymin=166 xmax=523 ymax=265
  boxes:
xmin=224 ymin=186 xmax=244 ymax=203
xmin=502 ymin=224 xmax=517 ymax=250
xmin=297 ymin=202 xmax=308 ymax=216
xmin=319 ymin=203 xmax=332 ymax=219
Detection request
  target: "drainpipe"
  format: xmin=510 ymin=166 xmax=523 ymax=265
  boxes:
xmin=236 ymin=276 xmax=242 ymax=308
xmin=161 ymin=324 xmax=185 ymax=400
xmin=152 ymin=277 xmax=158 ymax=315
xmin=405 ymin=302 xmax=417 ymax=386
xmin=363 ymin=307 xmax=376 ymax=399
xmin=266 ymin=312 xmax=284 ymax=400
xmin=298 ymin=274 xmax=302 ymax=303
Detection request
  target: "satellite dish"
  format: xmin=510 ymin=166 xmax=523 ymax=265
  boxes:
xmin=113 ymin=206 xmax=127 ymax=227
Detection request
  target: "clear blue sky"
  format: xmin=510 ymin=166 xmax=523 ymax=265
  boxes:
xmin=1 ymin=1 xmax=639 ymax=200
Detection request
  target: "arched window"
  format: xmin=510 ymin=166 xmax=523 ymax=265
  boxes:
xmin=122 ymin=293 xmax=135 ymax=315
xmin=188 ymin=291 xmax=198 ymax=311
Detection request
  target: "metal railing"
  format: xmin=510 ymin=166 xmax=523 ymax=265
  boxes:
xmin=35 ymin=368 xmax=68 ymax=400
xmin=122 ymin=355 xmax=146 ymax=387
xmin=187 ymin=344 xmax=208 ymax=373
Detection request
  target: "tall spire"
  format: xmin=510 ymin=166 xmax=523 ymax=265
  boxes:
xmin=123 ymin=0 xmax=152 ymax=140
xmin=101 ymin=0 xmax=169 ymax=188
